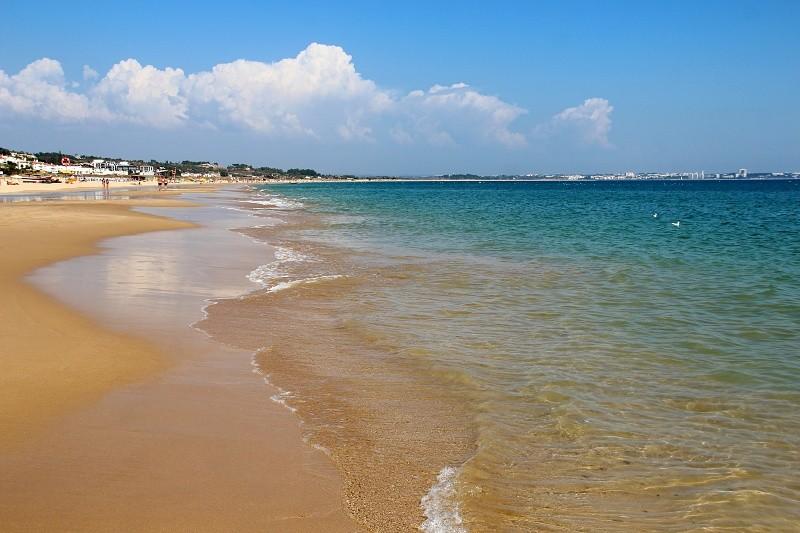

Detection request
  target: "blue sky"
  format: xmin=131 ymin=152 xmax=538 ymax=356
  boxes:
xmin=1 ymin=1 xmax=797 ymax=174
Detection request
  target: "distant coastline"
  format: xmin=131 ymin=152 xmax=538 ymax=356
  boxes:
xmin=2 ymin=145 xmax=798 ymax=185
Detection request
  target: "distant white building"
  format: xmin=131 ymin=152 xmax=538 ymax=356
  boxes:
xmin=736 ymin=168 xmax=748 ymax=178
xmin=91 ymin=159 xmax=135 ymax=175
xmin=33 ymin=161 xmax=89 ymax=174
xmin=92 ymin=159 xmax=121 ymax=172
xmin=1 ymin=153 xmax=34 ymax=169
xmin=117 ymin=161 xmax=137 ymax=174
xmin=32 ymin=162 xmax=59 ymax=173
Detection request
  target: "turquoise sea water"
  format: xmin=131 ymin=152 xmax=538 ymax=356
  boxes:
xmin=245 ymin=180 xmax=800 ymax=530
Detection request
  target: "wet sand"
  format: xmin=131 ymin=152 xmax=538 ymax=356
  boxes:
xmin=0 ymin=190 xmax=356 ymax=531
xmin=0 ymin=199 xmax=194 ymax=444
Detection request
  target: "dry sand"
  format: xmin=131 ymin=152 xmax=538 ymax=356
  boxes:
xmin=0 ymin=179 xmax=235 ymax=197
xmin=0 ymin=179 xmax=153 ymax=195
xmin=0 ymin=198 xmax=357 ymax=531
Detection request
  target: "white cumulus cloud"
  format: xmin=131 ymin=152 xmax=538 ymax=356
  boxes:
xmin=0 ymin=58 xmax=95 ymax=121
xmin=0 ymin=45 xmax=611 ymax=151
xmin=183 ymin=43 xmax=390 ymax=136
xmin=399 ymin=83 xmax=527 ymax=147
xmin=552 ymin=97 xmax=614 ymax=146
xmin=92 ymin=59 xmax=188 ymax=127
xmin=82 ymin=65 xmax=98 ymax=81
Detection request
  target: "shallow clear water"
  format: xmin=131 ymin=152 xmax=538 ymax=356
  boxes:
xmin=205 ymin=180 xmax=800 ymax=531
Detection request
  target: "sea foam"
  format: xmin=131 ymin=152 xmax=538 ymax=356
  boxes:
xmin=246 ymin=246 xmax=311 ymax=287
xmin=267 ymin=274 xmax=344 ymax=293
xmin=243 ymin=194 xmax=304 ymax=210
xmin=250 ymin=358 xmax=297 ymax=413
xmin=420 ymin=466 xmax=466 ymax=533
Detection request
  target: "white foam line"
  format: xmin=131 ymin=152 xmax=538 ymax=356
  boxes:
xmin=241 ymin=195 xmax=304 ymax=210
xmin=246 ymin=245 xmax=313 ymax=288
xmin=188 ymin=297 xmax=218 ymax=340
xmin=270 ymin=391 xmax=297 ymax=413
xmin=420 ymin=466 xmax=467 ymax=533
xmin=251 ymin=219 xmax=286 ymax=229
xmin=267 ymin=274 xmax=344 ymax=293
xmin=221 ymin=206 xmax=260 ymax=216
xmin=249 ymin=358 xmax=335 ymax=460
xmin=250 ymin=358 xmax=299 ymax=413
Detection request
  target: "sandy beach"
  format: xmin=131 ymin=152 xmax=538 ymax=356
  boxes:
xmin=0 ymin=179 xmax=157 ymax=195
xmin=0 ymin=199 xmax=194 ymax=444
xmin=0 ymin=190 xmax=356 ymax=531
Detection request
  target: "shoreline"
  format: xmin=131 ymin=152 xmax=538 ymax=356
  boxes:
xmin=198 ymin=186 xmax=479 ymax=530
xmin=0 ymin=189 xmax=356 ymax=531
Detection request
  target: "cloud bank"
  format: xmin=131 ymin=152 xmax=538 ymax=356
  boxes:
xmin=0 ymin=43 xmax=612 ymax=149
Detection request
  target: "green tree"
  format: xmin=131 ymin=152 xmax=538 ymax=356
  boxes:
xmin=286 ymin=168 xmax=318 ymax=176
xmin=2 ymin=161 xmax=18 ymax=175
xmin=35 ymin=152 xmax=66 ymax=165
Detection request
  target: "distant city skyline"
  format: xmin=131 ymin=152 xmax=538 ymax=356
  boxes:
xmin=1 ymin=0 xmax=798 ymax=175
xmin=7 ymin=144 xmax=796 ymax=181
